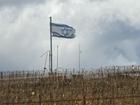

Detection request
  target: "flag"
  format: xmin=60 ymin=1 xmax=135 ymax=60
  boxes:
xmin=51 ymin=23 xmax=75 ymax=38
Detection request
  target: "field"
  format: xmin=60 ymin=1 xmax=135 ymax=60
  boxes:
xmin=0 ymin=65 xmax=140 ymax=105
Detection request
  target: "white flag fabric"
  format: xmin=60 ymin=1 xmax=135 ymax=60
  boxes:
xmin=51 ymin=23 xmax=75 ymax=38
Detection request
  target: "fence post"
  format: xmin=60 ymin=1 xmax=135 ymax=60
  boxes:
xmin=0 ymin=72 xmax=3 ymax=79
xmin=83 ymin=95 xmax=86 ymax=105
xmin=39 ymin=94 xmax=41 ymax=105
xmin=82 ymin=76 xmax=86 ymax=105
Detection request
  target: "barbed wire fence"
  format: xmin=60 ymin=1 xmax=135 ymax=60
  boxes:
xmin=0 ymin=65 xmax=140 ymax=105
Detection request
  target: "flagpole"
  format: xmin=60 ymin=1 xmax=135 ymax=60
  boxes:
xmin=50 ymin=17 xmax=53 ymax=73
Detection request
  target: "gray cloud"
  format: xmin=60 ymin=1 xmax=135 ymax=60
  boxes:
xmin=0 ymin=0 xmax=140 ymax=70
xmin=0 ymin=0 xmax=46 ymax=7
xmin=82 ymin=17 xmax=140 ymax=67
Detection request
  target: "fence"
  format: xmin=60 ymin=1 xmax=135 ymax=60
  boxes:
xmin=0 ymin=65 xmax=140 ymax=105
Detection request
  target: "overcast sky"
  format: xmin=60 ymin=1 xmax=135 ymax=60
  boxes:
xmin=0 ymin=0 xmax=140 ymax=70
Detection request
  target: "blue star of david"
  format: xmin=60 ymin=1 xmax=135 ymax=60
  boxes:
xmin=61 ymin=27 xmax=70 ymax=36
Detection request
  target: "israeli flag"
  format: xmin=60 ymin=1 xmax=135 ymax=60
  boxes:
xmin=51 ymin=23 xmax=75 ymax=38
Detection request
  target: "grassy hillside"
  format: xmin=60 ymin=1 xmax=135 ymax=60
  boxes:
xmin=0 ymin=66 xmax=140 ymax=105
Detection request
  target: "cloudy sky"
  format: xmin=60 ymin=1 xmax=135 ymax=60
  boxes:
xmin=0 ymin=0 xmax=140 ymax=70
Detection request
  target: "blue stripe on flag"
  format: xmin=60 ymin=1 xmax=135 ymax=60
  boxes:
xmin=51 ymin=23 xmax=75 ymax=38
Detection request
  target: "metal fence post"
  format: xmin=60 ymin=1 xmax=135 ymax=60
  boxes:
xmin=39 ymin=94 xmax=41 ymax=105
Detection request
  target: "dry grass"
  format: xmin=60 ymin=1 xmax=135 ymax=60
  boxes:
xmin=0 ymin=66 xmax=140 ymax=105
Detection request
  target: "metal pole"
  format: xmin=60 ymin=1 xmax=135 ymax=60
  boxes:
xmin=79 ymin=44 xmax=81 ymax=71
xmin=50 ymin=17 xmax=53 ymax=73
xmin=57 ymin=45 xmax=59 ymax=71
xmin=44 ymin=52 xmax=48 ymax=70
